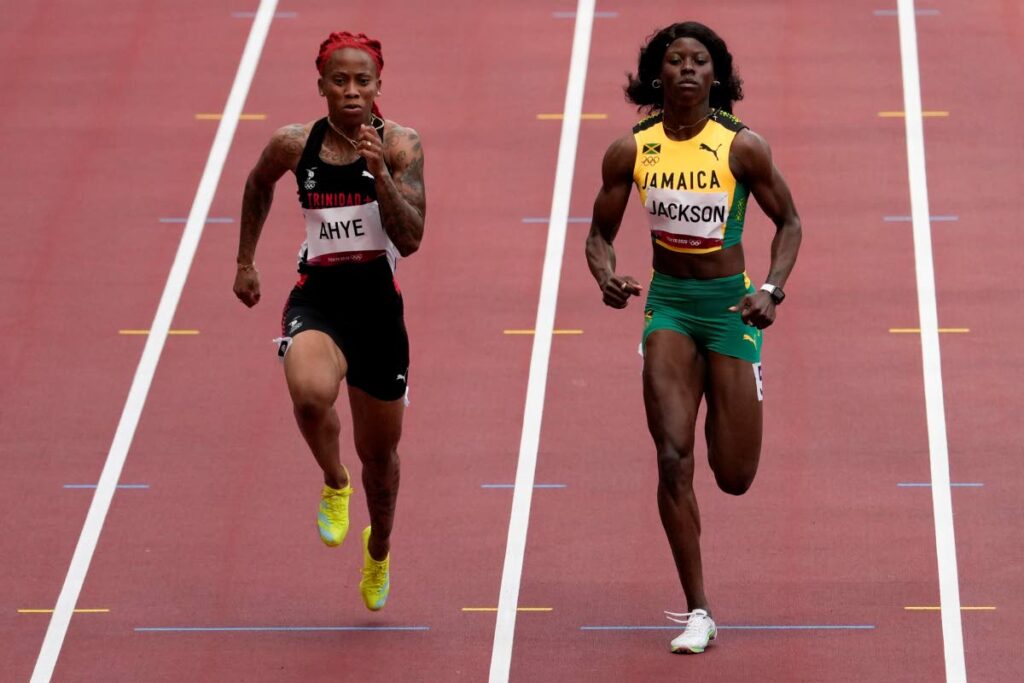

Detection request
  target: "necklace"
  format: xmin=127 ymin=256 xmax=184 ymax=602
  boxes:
xmin=326 ymin=116 xmax=362 ymax=149
xmin=662 ymin=108 xmax=718 ymax=134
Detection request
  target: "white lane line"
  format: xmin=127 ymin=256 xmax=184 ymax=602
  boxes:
xmin=896 ymin=1 xmax=966 ymax=681
xmin=29 ymin=2 xmax=279 ymax=681
xmin=487 ymin=1 xmax=595 ymax=681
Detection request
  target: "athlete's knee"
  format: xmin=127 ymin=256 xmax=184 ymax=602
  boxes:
xmin=290 ymin=384 xmax=336 ymax=423
xmin=713 ymin=470 xmax=756 ymax=496
xmin=655 ymin=443 xmax=694 ymax=488
xmin=357 ymin=444 xmax=400 ymax=471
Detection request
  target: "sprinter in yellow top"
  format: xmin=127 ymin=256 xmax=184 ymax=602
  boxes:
xmin=585 ymin=22 xmax=802 ymax=655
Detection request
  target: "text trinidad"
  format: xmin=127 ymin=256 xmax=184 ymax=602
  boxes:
xmin=306 ymin=192 xmax=370 ymax=209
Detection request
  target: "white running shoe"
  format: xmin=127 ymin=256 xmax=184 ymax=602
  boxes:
xmin=666 ymin=609 xmax=717 ymax=654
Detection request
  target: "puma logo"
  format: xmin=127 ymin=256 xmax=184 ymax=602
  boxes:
xmin=396 ymin=373 xmax=406 ymax=383
xmin=700 ymin=143 xmax=722 ymax=160
xmin=742 ymin=334 xmax=758 ymax=348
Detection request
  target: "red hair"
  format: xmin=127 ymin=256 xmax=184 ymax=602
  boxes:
xmin=316 ymin=32 xmax=384 ymax=117
xmin=317 ymin=32 xmax=383 ymax=74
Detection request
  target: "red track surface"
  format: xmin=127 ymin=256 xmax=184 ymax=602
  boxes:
xmin=2 ymin=1 xmax=1020 ymax=681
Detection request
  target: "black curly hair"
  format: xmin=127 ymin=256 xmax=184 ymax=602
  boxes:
xmin=625 ymin=22 xmax=743 ymax=114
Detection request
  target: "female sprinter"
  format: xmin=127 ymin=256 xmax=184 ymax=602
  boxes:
xmin=233 ymin=31 xmax=424 ymax=612
xmin=585 ymin=22 xmax=801 ymax=653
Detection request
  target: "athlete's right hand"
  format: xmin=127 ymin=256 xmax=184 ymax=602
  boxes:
xmin=233 ymin=266 xmax=261 ymax=307
xmin=600 ymin=274 xmax=643 ymax=309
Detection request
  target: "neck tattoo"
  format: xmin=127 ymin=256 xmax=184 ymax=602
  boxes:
xmin=662 ymin=108 xmax=719 ymax=134
xmin=326 ymin=116 xmax=363 ymax=149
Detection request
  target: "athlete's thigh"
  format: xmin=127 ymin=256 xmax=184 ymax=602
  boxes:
xmin=704 ymin=350 xmax=762 ymax=477
xmin=643 ymin=330 xmax=705 ymax=451
xmin=283 ymin=330 xmax=347 ymax=404
xmin=347 ymin=385 xmax=404 ymax=459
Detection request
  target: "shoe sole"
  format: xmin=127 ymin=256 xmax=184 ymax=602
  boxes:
xmin=670 ymin=630 xmax=717 ymax=654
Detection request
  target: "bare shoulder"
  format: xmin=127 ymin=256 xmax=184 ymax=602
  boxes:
xmin=383 ymin=120 xmax=422 ymax=153
xmin=267 ymin=122 xmax=312 ymax=164
xmin=602 ymin=133 xmax=637 ymax=181
xmin=730 ymin=127 xmax=773 ymax=181
xmin=732 ymin=127 xmax=771 ymax=157
xmin=382 ymin=119 xmax=423 ymax=172
xmin=249 ymin=122 xmax=312 ymax=180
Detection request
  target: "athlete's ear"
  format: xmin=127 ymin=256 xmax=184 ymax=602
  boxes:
xmin=317 ymin=76 xmax=325 ymax=97
xmin=376 ymin=77 xmax=383 ymax=96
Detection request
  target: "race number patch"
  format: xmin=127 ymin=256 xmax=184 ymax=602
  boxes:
xmin=645 ymin=188 xmax=728 ymax=251
xmin=753 ymin=362 xmax=764 ymax=402
xmin=273 ymin=336 xmax=292 ymax=361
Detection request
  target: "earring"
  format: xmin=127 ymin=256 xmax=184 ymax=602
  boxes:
xmin=652 ymin=79 xmax=662 ymax=89
xmin=712 ymin=80 xmax=721 ymax=86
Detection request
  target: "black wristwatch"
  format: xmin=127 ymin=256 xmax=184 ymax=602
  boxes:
xmin=760 ymin=283 xmax=785 ymax=305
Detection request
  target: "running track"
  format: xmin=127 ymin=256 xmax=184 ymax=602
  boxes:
xmin=1 ymin=1 xmax=1020 ymax=681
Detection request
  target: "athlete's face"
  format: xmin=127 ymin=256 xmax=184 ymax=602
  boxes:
xmin=659 ymin=37 xmax=715 ymax=105
xmin=318 ymin=48 xmax=381 ymax=124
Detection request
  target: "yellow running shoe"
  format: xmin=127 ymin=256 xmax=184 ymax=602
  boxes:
xmin=359 ymin=526 xmax=390 ymax=611
xmin=317 ymin=467 xmax=352 ymax=547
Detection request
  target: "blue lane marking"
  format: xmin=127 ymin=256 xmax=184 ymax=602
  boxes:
xmin=522 ymin=217 xmax=591 ymax=224
xmin=231 ymin=11 xmax=297 ymax=18
xmin=898 ymin=483 xmax=984 ymax=488
xmin=159 ymin=217 xmax=234 ymax=224
xmin=136 ymin=626 xmax=429 ymax=632
xmin=481 ymin=484 xmax=567 ymax=489
xmin=581 ymin=624 xmax=875 ymax=631
xmin=64 ymin=484 xmax=150 ymax=489
xmin=552 ymin=11 xmax=619 ymax=18
xmin=873 ymin=9 xmax=940 ymax=16
xmin=883 ymin=215 xmax=958 ymax=222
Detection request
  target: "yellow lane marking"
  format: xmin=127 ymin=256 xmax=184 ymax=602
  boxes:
xmin=19 ymin=609 xmax=110 ymax=614
xmin=889 ymin=328 xmax=969 ymax=334
xmin=537 ymin=113 xmax=607 ymax=120
xmin=504 ymin=329 xmax=583 ymax=335
xmin=878 ymin=111 xmax=949 ymax=118
xmin=119 ymin=330 xmax=200 ymax=335
xmin=905 ymin=610 xmax=991 ymax=614
xmin=461 ymin=607 xmax=553 ymax=612
xmin=195 ymin=113 xmax=267 ymax=121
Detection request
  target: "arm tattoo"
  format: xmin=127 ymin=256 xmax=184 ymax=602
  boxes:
xmin=236 ymin=125 xmax=302 ymax=262
xmin=376 ymin=125 xmax=426 ymax=256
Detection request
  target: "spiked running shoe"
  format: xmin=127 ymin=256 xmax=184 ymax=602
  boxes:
xmin=666 ymin=609 xmax=717 ymax=654
xmin=317 ymin=468 xmax=353 ymax=547
xmin=359 ymin=526 xmax=390 ymax=611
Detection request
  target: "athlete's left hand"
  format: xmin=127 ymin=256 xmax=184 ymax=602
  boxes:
xmin=356 ymin=124 xmax=386 ymax=177
xmin=730 ymin=291 xmax=775 ymax=329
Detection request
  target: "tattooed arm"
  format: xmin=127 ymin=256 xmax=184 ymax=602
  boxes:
xmin=358 ymin=121 xmax=425 ymax=257
xmin=233 ymin=124 xmax=306 ymax=307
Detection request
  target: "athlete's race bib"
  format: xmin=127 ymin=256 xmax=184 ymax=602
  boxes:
xmin=303 ymin=202 xmax=389 ymax=265
xmin=645 ymin=188 xmax=728 ymax=251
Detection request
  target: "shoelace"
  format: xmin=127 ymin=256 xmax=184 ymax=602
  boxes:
xmin=361 ymin=560 xmax=388 ymax=588
xmin=322 ymin=488 xmax=349 ymax=512
xmin=664 ymin=610 xmax=708 ymax=636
